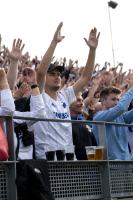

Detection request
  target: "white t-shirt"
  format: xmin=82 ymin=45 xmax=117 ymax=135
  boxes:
xmin=0 ymin=89 xmax=15 ymax=113
xmin=30 ymin=86 xmax=76 ymax=159
xmin=13 ymin=94 xmax=46 ymax=160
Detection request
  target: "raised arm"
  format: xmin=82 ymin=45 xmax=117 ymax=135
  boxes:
xmin=84 ymin=75 xmax=101 ymax=108
xmin=14 ymin=73 xmax=46 ymax=126
xmin=73 ymin=27 xmax=100 ymax=96
xmin=0 ymin=69 xmax=15 ymax=112
xmin=37 ymin=22 xmax=65 ymax=93
xmin=7 ymin=39 xmax=25 ymax=90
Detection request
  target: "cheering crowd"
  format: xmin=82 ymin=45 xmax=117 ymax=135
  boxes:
xmin=0 ymin=22 xmax=133 ymax=161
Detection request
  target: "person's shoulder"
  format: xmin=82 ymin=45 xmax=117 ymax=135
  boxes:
xmin=59 ymin=86 xmax=73 ymax=93
xmin=93 ymin=110 xmax=105 ymax=120
xmin=58 ymin=86 xmax=76 ymax=105
xmin=42 ymin=91 xmax=51 ymax=99
xmin=57 ymin=86 xmax=72 ymax=97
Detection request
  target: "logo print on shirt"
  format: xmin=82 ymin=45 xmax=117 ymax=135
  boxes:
xmin=53 ymin=112 xmax=69 ymax=119
xmin=62 ymin=102 xmax=66 ymax=108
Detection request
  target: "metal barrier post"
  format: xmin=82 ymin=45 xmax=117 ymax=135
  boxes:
xmin=5 ymin=116 xmax=17 ymax=200
xmin=97 ymin=122 xmax=108 ymax=160
xmin=100 ymin=162 xmax=111 ymax=200
xmin=98 ymin=122 xmax=112 ymax=200
xmin=6 ymin=116 xmax=15 ymax=161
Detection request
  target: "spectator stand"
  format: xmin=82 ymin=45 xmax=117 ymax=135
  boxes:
xmin=0 ymin=115 xmax=133 ymax=200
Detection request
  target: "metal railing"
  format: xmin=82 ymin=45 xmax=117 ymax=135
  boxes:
xmin=0 ymin=115 xmax=133 ymax=200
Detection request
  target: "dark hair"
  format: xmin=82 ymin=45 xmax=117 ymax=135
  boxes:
xmin=100 ymin=87 xmax=121 ymax=101
xmin=48 ymin=63 xmax=65 ymax=74
xmin=61 ymin=69 xmax=70 ymax=80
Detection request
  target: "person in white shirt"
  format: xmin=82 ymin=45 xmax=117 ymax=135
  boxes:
xmin=2 ymin=38 xmax=48 ymax=160
xmin=13 ymin=85 xmax=46 ymax=160
xmin=0 ymin=68 xmax=15 ymax=114
xmin=31 ymin=22 xmax=100 ymax=160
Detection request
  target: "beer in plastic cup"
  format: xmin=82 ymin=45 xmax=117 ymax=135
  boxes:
xmin=95 ymin=146 xmax=104 ymax=160
xmin=85 ymin=146 xmax=95 ymax=160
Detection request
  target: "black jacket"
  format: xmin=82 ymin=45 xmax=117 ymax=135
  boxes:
xmin=16 ymin=159 xmax=54 ymax=200
xmin=72 ymin=121 xmax=97 ymax=160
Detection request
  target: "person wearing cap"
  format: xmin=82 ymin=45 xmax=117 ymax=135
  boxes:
xmin=13 ymin=84 xmax=46 ymax=160
xmin=5 ymin=44 xmax=47 ymax=160
xmin=7 ymin=63 xmax=47 ymax=160
xmin=30 ymin=22 xmax=100 ymax=160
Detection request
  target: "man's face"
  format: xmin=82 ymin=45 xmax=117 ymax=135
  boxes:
xmin=70 ymin=94 xmax=84 ymax=114
xmin=102 ymin=93 xmax=120 ymax=109
xmin=45 ymin=70 xmax=61 ymax=91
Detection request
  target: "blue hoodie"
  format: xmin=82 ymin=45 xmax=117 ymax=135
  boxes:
xmin=92 ymin=88 xmax=133 ymax=160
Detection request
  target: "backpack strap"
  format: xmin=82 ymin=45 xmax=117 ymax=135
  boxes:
xmin=14 ymin=123 xmax=21 ymax=159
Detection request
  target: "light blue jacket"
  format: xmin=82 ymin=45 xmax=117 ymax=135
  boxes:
xmin=92 ymin=88 xmax=133 ymax=160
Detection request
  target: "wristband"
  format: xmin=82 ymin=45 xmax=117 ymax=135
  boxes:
xmin=31 ymin=84 xmax=38 ymax=89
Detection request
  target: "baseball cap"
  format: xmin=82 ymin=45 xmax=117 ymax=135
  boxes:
xmin=47 ymin=63 xmax=65 ymax=74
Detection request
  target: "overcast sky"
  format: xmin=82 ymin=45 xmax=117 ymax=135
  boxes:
xmin=0 ymin=0 xmax=132 ymax=70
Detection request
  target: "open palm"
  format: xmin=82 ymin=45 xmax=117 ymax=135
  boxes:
xmin=9 ymin=39 xmax=25 ymax=61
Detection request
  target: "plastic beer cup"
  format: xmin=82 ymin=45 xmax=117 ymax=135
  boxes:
xmin=85 ymin=146 xmax=96 ymax=160
xmin=95 ymin=146 xmax=104 ymax=160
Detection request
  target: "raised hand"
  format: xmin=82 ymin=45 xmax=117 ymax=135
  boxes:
xmin=14 ymin=82 xmax=31 ymax=99
xmin=63 ymin=57 xmax=66 ymax=64
xmin=84 ymin=27 xmax=100 ymax=49
xmin=126 ymin=77 xmax=133 ymax=89
xmin=74 ymin=60 xmax=78 ymax=67
xmin=68 ymin=59 xmax=74 ymax=69
xmin=22 ymin=67 xmax=37 ymax=86
xmin=8 ymin=38 xmax=25 ymax=61
xmin=92 ymin=75 xmax=102 ymax=85
xmin=53 ymin=22 xmax=65 ymax=43
xmin=0 ymin=69 xmax=9 ymax=90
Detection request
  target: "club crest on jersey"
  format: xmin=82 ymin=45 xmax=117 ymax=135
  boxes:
xmin=62 ymin=102 xmax=66 ymax=108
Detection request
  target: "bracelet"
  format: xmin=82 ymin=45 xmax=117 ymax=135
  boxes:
xmin=31 ymin=84 xmax=38 ymax=89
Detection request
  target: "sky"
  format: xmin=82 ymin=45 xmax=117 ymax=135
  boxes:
xmin=0 ymin=0 xmax=133 ymax=71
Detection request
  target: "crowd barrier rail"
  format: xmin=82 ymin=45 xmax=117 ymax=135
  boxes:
xmin=0 ymin=115 xmax=133 ymax=200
